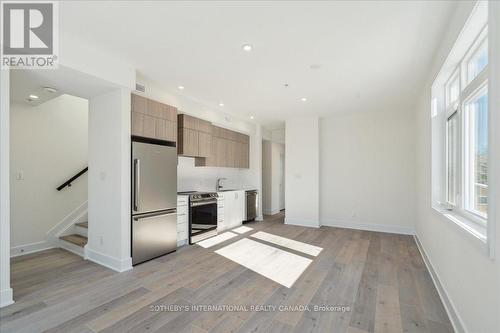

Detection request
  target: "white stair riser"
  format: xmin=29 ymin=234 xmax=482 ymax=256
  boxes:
xmin=75 ymin=226 xmax=88 ymax=237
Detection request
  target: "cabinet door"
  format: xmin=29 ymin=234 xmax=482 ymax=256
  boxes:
xmin=225 ymin=140 xmax=235 ymax=168
xmin=179 ymin=128 xmax=198 ymax=156
xmin=166 ymin=121 xmax=177 ymax=142
xmin=216 ymin=138 xmax=226 ymax=167
xmin=156 ymin=119 xmax=177 ymax=142
xmin=131 ymin=111 xmax=144 ymax=137
xmin=198 ymin=131 xmax=212 ymax=158
xmin=242 ymin=142 xmax=249 ymax=168
xmin=222 ymin=192 xmax=233 ymax=229
xmin=147 ymin=99 xmax=161 ymax=118
xmin=178 ymin=114 xmax=198 ymax=130
xmin=197 ymin=119 xmax=211 ymax=134
xmin=234 ymin=142 xmax=242 ymax=168
xmin=131 ymin=94 xmax=148 ymax=114
xmin=143 ymin=114 xmax=156 ymax=138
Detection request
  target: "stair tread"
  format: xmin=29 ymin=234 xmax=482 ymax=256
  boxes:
xmin=60 ymin=234 xmax=87 ymax=247
xmin=75 ymin=221 xmax=88 ymax=228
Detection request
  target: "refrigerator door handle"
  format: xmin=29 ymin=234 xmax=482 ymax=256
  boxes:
xmin=133 ymin=209 xmax=177 ymax=221
xmin=133 ymin=158 xmax=140 ymax=212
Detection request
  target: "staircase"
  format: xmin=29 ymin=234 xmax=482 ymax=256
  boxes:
xmin=50 ymin=167 xmax=89 ymax=257
xmin=60 ymin=222 xmax=88 ymax=247
xmin=57 ymin=220 xmax=88 ymax=256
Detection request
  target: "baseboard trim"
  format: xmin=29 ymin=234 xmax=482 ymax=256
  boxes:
xmin=10 ymin=241 xmax=54 ymax=257
xmin=321 ymin=220 xmax=415 ymax=235
xmin=58 ymin=239 xmax=85 ymax=257
xmin=0 ymin=288 xmax=14 ymax=308
xmin=413 ymin=235 xmax=467 ymax=333
xmin=284 ymin=217 xmax=320 ymax=228
xmin=85 ymin=247 xmax=132 ymax=273
xmin=263 ymin=209 xmax=281 ymax=215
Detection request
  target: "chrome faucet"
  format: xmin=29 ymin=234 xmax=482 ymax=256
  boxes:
xmin=216 ymin=178 xmax=227 ymax=191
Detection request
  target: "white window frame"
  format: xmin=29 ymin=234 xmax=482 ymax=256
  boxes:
xmin=444 ymin=34 xmax=489 ymax=227
xmin=463 ymin=28 xmax=488 ymax=86
xmin=431 ymin=18 xmax=490 ymax=245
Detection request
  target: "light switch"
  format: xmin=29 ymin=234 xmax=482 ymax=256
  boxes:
xmin=16 ymin=170 xmax=24 ymax=180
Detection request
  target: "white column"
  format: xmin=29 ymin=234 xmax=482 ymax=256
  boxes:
xmin=0 ymin=68 xmax=14 ymax=307
xmin=284 ymin=117 xmax=320 ymax=228
xmin=86 ymin=88 xmax=132 ymax=272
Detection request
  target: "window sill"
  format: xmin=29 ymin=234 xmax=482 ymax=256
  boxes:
xmin=432 ymin=204 xmax=487 ymax=250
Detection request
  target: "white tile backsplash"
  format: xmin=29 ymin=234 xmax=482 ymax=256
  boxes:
xmin=177 ymin=156 xmax=254 ymax=192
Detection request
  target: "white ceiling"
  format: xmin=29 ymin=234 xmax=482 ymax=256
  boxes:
xmin=11 ymin=67 xmax=120 ymax=106
xmin=59 ymin=1 xmax=457 ymax=126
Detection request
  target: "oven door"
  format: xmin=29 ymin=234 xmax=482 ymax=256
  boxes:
xmin=190 ymin=200 xmax=218 ymax=243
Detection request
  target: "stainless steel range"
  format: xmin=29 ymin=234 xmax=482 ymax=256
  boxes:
xmin=178 ymin=191 xmax=219 ymax=244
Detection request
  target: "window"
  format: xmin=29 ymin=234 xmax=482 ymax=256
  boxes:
xmin=446 ymin=72 xmax=460 ymax=108
xmin=466 ymin=38 xmax=488 ymax=84
xmin=446 ymin=111 xmax=459 ymax=206
xmin=433 ymin=22 xmax=489 ymax=232
xmin=464 ymin=87 xmax=488 ymax=218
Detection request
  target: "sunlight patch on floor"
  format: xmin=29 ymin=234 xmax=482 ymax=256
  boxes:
xmin=197 ymin=232 xmax=238 ymax=248
xmin=250 ymin=231 xmax=323 ymax=257
xmin=215 ymin=238 xmax=312 ymax=288
xmin=232 ymin=226 xmax=254 ymax=234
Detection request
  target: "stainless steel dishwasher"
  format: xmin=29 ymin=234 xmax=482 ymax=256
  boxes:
xmin=244 ymin=190 xmax=258 ymax=222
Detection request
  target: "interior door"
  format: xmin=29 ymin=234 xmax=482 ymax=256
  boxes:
xmin=133 ymin=141 xmax=177 ymax=214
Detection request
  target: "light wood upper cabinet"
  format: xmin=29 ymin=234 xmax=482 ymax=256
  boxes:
xmin=198 ymin=131 xmax=212 ymax=158
xmin=201 ymin=125 xmax=249 ymax=169
xmin=178 ymin=114 xmax=211 ymax=157
xmin=177 ymin=115 xmax=249 ymax=168
xmin=178 ymin=128 xmax=199 ymax=157
xmin=131 ymin=94 xmax=177 ymax=142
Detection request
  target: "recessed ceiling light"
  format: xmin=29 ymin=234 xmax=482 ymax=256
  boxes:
xmin=178 ymin=86 xmax=184 ymax=90
xmin=219 ymin=103 xmax=224 ymax=107
xmin=250 ymin=116 xmax=254 ymax=120
xmin=242 ymin=44 xmax=253 ymax=52
xmin=309 ymin=64 xmax=322 ymax=70
xmin=301 ymin=97 xmax=307 ymax=102
xmin=28 ymin=94 xmax=39 ymax=100
xmin=43 ymin=87 xmax=57 ymax=93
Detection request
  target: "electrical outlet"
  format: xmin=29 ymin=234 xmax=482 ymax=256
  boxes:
xmin=100 ymin=236 xmax=104 ymax=245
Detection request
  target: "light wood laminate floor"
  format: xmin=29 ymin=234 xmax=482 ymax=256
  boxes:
xmin=0 ymin=213 xmax=453 ymax=333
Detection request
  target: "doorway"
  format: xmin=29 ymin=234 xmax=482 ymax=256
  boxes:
xmin=261 ymin=139 xmax=285 ymax=217
xmin=279 ymin=152 xmax=285 ymax=211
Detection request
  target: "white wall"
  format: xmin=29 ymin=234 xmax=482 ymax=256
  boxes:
xmin=285 ymin=117 xmax=319 ymax=227
xmin=413 ymin=2 xmax=499 ymax=332
xmin=0 ymin=69 xmax=13 ymax=307
xmin=10 ymin=95 xmax=88 ymax=255
xmin=319 ymin=109 xmax=416 ymax=234
xmin=87 ymin=88 xmax=132 ymax=272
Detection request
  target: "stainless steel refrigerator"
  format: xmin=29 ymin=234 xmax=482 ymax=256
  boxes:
xmin=132 ymin=139 xmax=177 ymax=265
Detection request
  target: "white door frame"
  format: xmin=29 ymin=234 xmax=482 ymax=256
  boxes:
xmin=0 ymin=68 xmax=13 ymax=307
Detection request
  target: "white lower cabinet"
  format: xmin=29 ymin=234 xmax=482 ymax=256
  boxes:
xmin=177 ymin=196 xmax=189 ymax=246
xmin=217 ymin=190 xmax=245 ymax=232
